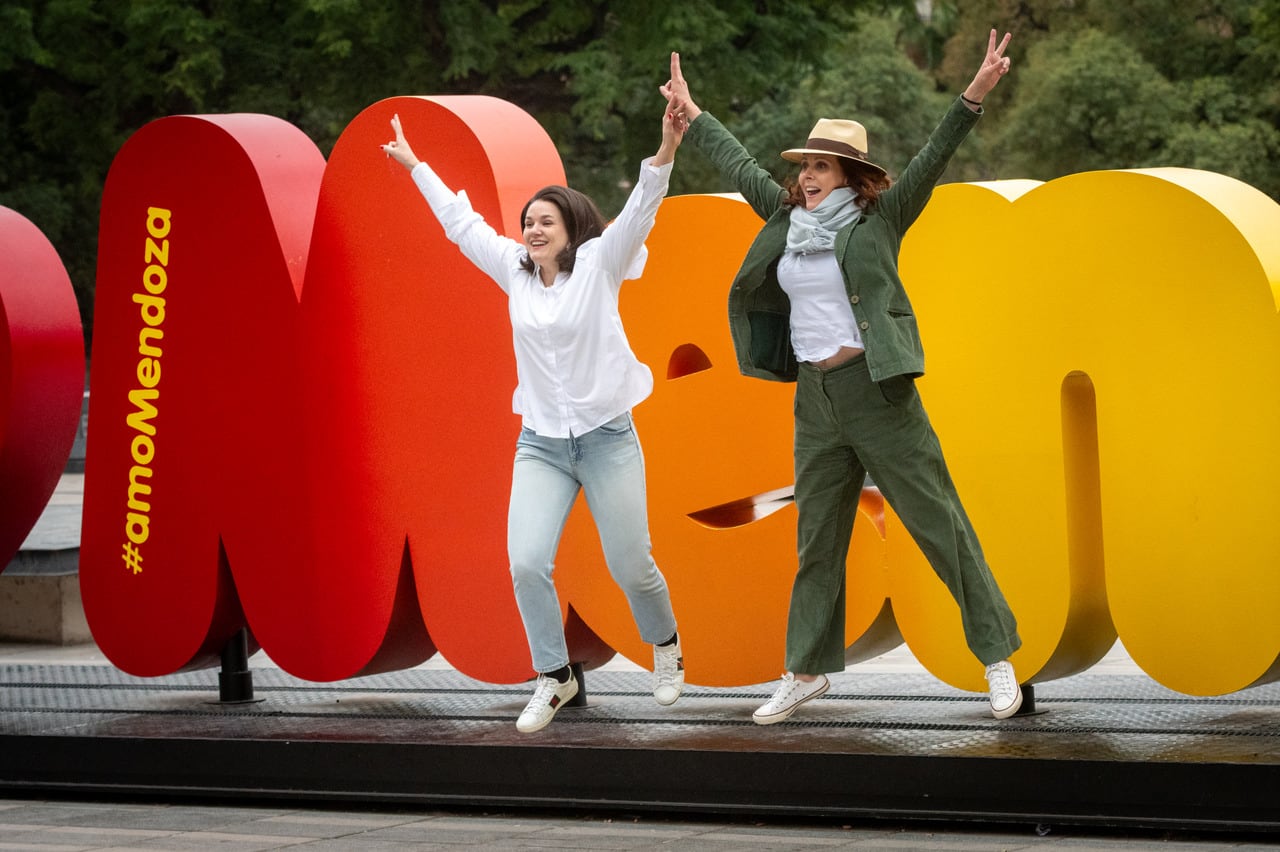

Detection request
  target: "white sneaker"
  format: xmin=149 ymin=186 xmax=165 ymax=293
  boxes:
xmin=752 ymin=673 xmax=829 ymax=725
xmin=985 ymin=660 xmax=1023 ymax=719
xmin=653 ymin=638 xmax=684 ymax=705
xmin=516 ymin=673 xmax=579 ymax=733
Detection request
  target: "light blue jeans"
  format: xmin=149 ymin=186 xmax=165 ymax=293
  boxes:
xmin=508 ymin=412 xmax=677 ymax=673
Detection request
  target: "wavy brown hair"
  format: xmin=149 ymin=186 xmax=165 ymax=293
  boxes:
xmin=783 ymin=159 xmax=892 ymax=211
xmin=518 ymin=185 xmax=607 ymax=275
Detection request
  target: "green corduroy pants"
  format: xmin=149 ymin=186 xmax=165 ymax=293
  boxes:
xmin=786 ymin=354 xmax=1021 ymax=674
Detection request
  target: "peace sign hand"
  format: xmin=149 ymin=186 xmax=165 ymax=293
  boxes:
xmin=381 ymin=114 xmax=421 ymax=170
xmin=963 ymin=29 xmax=1014 ymax=106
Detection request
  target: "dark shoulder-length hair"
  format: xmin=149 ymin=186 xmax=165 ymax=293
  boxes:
xmin=783 ymin=159 xmax=892 ymax=211
xmin=518 ymin=185 xmax=608 ymax=275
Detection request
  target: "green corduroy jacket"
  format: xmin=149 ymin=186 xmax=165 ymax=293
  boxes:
xmin=685 ymin=98 xmax=980 ymax=383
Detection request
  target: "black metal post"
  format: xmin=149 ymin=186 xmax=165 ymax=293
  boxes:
xmin=217 ymin=628 xmax=259 ymax=704
xmin=1016 ymin=683 xmax=1037 ymax=716
xmin=566 ymin=662 xmax=588 ymax=707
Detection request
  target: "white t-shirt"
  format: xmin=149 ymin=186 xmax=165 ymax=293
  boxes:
xmin=777 ymin=250 xmax=863 ymax=363
xmin=411 ymin=158 xmax=669 ymax=438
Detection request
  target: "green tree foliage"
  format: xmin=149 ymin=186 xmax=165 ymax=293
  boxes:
xmin=699 ymin=12 xmax=953 ymax=194
xmin=0 ymin=0 xmax=445 ymax=338
xmin=0 ymin=0 xmax=872 ymax=343
xmin=939 ymin=0 xmax=1279 ymax=197
xmin=1 ymin=0 xmax=1276 ymax=346
xmin=995 ymin=29 xmax=1189 ymax=179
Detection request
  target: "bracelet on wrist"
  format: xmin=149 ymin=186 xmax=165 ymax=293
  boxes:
xmin=960 ymin=93 xmax=983 ymax=107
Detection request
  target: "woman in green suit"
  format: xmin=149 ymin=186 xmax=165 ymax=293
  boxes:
xmin=661 ymin=30 xmax=1024 ymax=723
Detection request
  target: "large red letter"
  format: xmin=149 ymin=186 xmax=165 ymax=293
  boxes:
xmin=82 ymin=115 xmax=324 ymax=674
xmin=0 ymin=207 xmax=84 ymax=569
xmin=82 ymin=99 xmax=569 ymax=681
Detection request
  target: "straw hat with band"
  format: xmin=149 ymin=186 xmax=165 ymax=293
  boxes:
xmin=781 ymin=118 xmax=887 ymax=179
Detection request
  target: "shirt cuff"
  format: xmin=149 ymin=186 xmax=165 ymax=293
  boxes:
xmin=640 ymin=156 xmax=674 ymax=177
xmin=410 ymin=160 xmax=459 ymax=210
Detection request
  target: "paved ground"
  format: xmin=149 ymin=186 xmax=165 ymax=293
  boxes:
xmin=3 ymin=639 xmax=1276 ymax=851
xmin=4 ymin=476 xmax=1278 ymax=850
xmin=3 ymin=795 xmax=1280 ymax=851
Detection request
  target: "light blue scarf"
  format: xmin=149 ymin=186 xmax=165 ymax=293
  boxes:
xmin=785 ymin=187 xmax=861 ymax=254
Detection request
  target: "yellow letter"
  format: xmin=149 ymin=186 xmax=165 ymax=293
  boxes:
xmin=897 ymin=168 xmax=1280 ymax=695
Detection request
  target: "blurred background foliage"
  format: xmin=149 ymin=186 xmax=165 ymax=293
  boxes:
xmin=2 ymin=0 xmax=1277 ymax=348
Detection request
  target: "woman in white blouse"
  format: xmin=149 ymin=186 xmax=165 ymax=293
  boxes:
xmin=382 ymin=99 xmax=686 ymax=734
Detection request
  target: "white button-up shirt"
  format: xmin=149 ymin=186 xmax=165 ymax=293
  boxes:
xmin=412 ymin=157 xmax=670 ymax=438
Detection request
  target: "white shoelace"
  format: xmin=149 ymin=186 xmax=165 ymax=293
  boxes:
xmin=986 ymin=663 xmax=1017 ymax=702
xmin=765 ymin=673 xmax=814 ymax=708
xmin=654 ymin=646 xmax=682 ymax=686
xmin=528 ymin=674 xmax=563 ymax=708
xmin=534 ymin=676 xmax=556 ymax=696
